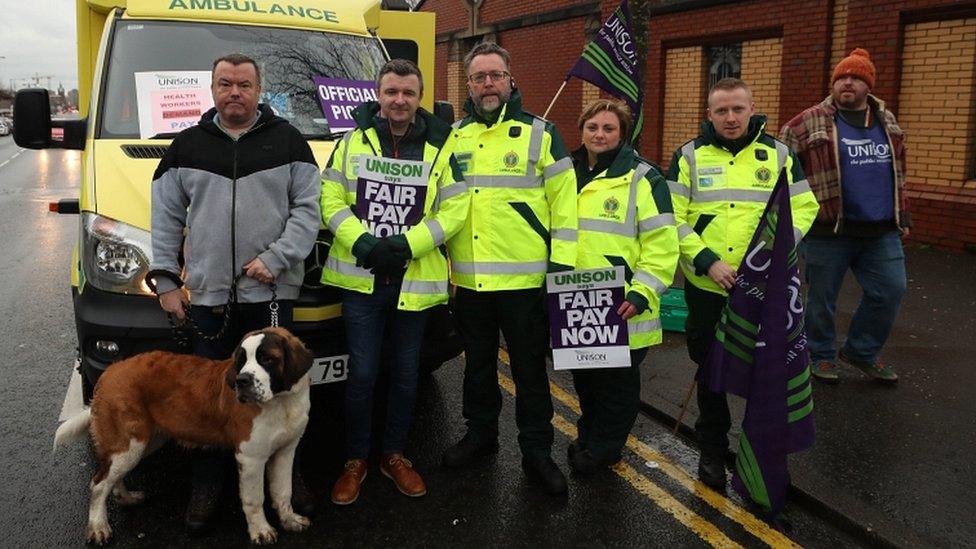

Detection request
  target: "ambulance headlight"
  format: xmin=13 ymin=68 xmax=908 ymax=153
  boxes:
xmin=82 ymin=213 xmax=154 ymax=295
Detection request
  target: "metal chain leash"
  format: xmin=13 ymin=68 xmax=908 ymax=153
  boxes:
xmin=269 ymin=283 xmax=279 ymax=328
xmin=167 ymin=274 xmax=279 ymax=346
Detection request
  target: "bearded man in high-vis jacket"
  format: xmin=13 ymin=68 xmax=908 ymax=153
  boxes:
xmin=442 ymin=42 xmax=578 ymax=497
xmin=667 ymin=78 xmax=818 ymax=490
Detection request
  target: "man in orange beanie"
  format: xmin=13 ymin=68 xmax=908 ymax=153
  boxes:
xmin=779 ymin=48 xmax=909 ymax=385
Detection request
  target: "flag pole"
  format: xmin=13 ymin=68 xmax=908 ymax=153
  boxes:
xmin=674 ymin=379 xmax=697 ymax=434
xmin=543 ymin=80 xmax=568 ymax=120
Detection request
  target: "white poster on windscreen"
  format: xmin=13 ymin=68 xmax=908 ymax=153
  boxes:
xmin=134 ymin=71 xmax=213 ymax=139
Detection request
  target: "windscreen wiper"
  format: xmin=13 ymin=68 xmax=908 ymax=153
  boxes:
xmin=305 ymin=130 xmax=347 ymax=141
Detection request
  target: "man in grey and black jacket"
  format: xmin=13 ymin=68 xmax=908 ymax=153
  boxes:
xmin=148 ymin=53 xmax=320 ymax=535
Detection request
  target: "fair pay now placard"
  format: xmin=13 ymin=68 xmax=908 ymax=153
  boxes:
xmin=355 ymin=155 xmax=430 ymax=237
xmin=547 ymin=266 xmax=630 ymax=370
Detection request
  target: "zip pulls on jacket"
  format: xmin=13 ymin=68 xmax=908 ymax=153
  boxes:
xmin=215 ymin=120 xmax=267 ymax=298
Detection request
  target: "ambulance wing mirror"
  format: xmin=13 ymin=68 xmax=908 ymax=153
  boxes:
xmin=13 ymin=89 xmax=52 ymax=149
xmin=13 ymin=88 xmax=86 ymax=150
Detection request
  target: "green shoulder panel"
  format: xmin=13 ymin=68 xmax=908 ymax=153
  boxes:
xmin=633 ymin=158 xmax=672 ymax=214
xmin=788 ymin=149 xmax=806 ymax=182
xmin=545 ymin=121 xmax=570 ymax=160
xmin=665 ymin=146 xmax=686 ymax=182
xmin=757 ymin=133 xmax=779 ymax=150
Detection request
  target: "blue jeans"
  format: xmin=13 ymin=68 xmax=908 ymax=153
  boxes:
xmin=802 ymin=232 xmax=907 ymax=363
xmin=342 ymin=285 xmax=430 ymax=458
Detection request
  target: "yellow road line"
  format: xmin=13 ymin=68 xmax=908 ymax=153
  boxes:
xmin=496 ymin=349 xmax=801 ymax=549
xmin=496 ymin=370 xmax=743 ymax=549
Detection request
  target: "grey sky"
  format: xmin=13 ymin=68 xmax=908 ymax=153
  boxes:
xmin=0 ymin=0 xmax=78 ymax=91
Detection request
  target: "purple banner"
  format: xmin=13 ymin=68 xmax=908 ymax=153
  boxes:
xmin=313 ymin=77 xmax=377 ymax=132
xmin=701 ymin=168 xmax=815 ymax=515
xmin=547 ymin=267 xmax=630 ymax=369
xmin=566 ymin=0 xmax=644 ymax=138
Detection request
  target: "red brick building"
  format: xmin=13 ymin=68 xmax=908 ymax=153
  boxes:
xmin=421 ymin=0 xmax=976 ymax=252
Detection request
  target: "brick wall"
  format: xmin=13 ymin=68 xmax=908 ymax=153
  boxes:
xmin=445 ymin=57 xmax=466 ymax=118
xmin=435 ymin=42 xmax=450 ymax=112
xmin=582 ymin=82 xmax=601 ymax=113
xmin=662 ymin=47 xmax=704 ymax=160
xmin=830 ymin=0 xmax=849 ymax=70
xmin=899 ymin=19 xmax=976 ymax=187
xmin=481 ymin=0 xmax=582 ymax=23
xmin=646 ymin=0 xmax=832 ymax=167
xmin=741 ymin=38 xmax=784 ymax=136
xmin=421 ymin=0 xmax=976 ymax=252
xmin=423 ymin=1 xmax=591 ymax=149
xmin=503 ymin=18 xmax=588 ymax=150
xmin=842 ymin=0 xmax=975 ymax=113
xmin=898 ymin=17 xmax=976 ymax=251
xmin=423 ymin=0 xmax=467 ymax=33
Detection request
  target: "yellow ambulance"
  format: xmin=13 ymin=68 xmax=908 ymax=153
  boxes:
xmin=13 ymin=0 xmax=456 ymax=401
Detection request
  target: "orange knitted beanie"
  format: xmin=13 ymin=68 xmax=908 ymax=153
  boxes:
xmin=832 ymin=48 xmax=876 ymax=88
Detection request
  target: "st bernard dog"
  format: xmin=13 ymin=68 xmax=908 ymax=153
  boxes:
xmin=54 ymin=327 xmax=314 ymax=545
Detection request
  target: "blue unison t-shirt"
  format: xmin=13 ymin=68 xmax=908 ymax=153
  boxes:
xmin=836 ymin=111 xmax=895 ymax=222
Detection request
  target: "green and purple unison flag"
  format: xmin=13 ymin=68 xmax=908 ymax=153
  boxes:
xmin=700 ymin=169 xmax=815 ymax=515
xmin=567 ymin=0 xmax=644 ymax=141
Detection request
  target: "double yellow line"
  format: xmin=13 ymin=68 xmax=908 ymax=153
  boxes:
xmin=495 ymin=349 xmax=800 ymax=549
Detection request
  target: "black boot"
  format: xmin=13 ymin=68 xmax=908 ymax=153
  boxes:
xmin=566 ymin=439 xmax=584 ymax=462
xmin=291 ymin=465 xmax=316 ymax=517
xmin=185 ymin=452 xmax=224 ymax=536
xmin=442 ymin=432 xmax=499 ymax=468
xmin=521 ymin=455 xmax=568 ymax=496
xmin=568 ymin=449 xmax=622 ymax=476
xmin=697 ymin=452 xmax=727 ymax=489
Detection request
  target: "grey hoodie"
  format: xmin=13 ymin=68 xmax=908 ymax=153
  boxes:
xmin=150 ymin=104 xmax=321 ymax=306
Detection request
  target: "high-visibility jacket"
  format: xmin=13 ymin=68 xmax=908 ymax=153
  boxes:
xmin=447 ymin=91 xmax=578 ymax=291
xmin=666 ymin=116 xmax=818 ymax=296
xmin=320 ymin=103 xmax=469 ymax=311
xmin=575 ymin=145 xmax=679 ymax=348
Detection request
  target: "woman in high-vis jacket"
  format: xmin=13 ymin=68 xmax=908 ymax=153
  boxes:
xmin=568 ymin=100 xmax=679 ymax=475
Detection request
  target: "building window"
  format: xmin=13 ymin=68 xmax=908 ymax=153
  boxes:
xmin=707 ymin=44 xmax=742 ymax=89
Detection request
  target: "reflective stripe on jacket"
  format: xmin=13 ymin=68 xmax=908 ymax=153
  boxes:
xmin=447 ymin=91 xmax=578 ymax=291
xmin=320 ymin=105 xmax=469 ymax=311
xmin=576 ymin=146 xmax=679 ymax=348
xmin=667 ymin=116 xmax=819 ymax=296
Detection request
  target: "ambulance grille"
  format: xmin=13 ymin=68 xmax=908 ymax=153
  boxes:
xmin=121 ymin=145 xmax=169 ymax=159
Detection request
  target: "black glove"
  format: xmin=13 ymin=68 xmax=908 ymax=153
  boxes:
xmin=624 ymin=290 xmax=649 ymax=315
xmin=351 ymin=233 xmax=380 ymax=268
xmin=387 ymin=234 xmax=413 ymax=262
xmin=366 ymin=238 xmax=406 ymax=276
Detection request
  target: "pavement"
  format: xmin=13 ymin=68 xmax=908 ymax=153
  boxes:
xmin=642 ymin=243 xmax=976 ymax=547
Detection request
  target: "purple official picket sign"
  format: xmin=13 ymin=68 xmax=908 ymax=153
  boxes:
xmin=547 ymin=266 xmax=630 ymax=370
xmin=313 ymin=77 xmax=377 ymax=132
xmin=354 ymin=155 xmax=429 ymax=237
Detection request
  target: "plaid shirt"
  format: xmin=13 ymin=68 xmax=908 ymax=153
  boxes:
xmin=779 ymin=94 xmax=910 ymax=235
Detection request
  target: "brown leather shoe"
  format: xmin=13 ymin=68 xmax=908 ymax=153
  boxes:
xmin=380 ymin=453 xmax=427 ymax=498
xmin=331 ymin=459 xmax=367 ymax=505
